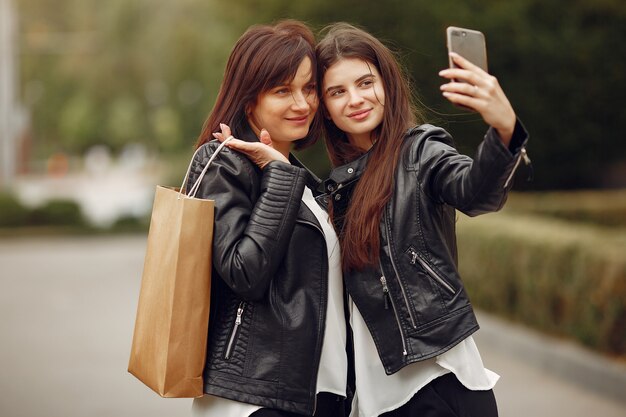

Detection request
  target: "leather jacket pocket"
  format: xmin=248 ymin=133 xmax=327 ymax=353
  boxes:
xmin=224 ymin=302 xmax=246 ymax=360
xmin=406 ymin=247 xmax=456 ymax=296
xmin=403 ymin=246 xmax=457 ymax=325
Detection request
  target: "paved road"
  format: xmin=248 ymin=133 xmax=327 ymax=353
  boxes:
xmin=0 ymin=236 xmax=624 ymax=417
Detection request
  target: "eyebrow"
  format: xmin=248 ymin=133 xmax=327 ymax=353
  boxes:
xmin=325 ymin=74 xmax=375 ymax=94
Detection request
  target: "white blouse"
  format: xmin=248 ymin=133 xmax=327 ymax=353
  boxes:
xmin=191 ymin=187 xmax=347 ymax=416
xmin=348 ymin=299 xmax=499 ymax=417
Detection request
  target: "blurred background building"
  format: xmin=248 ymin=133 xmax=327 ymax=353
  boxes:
xmin=0 ymin=0 xmax=29 ymax=187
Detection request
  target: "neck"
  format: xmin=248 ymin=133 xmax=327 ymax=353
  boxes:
xmin=272 ymin=141 xmax=292 ymax=159
xmin=348 ymin=132 xmax=374 ymax=151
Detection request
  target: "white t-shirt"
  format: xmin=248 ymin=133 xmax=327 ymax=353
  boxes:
xmin=191 ymin=187 xmax=347 ymax=416
xmin=348 ymin=300 xmax=499 ymax=417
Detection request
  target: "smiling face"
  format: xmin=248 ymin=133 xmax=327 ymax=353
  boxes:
xmin=322 ymin=58 xmax=385 ymax=150
xmin=247 ymin=57 xmax=318 ymax=156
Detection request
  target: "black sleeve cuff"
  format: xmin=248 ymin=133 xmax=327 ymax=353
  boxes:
xmin=507 ymin=118 xmax=529 ymax=154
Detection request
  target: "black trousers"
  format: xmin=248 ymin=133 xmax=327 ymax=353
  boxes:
xmin=381 ymin=373 xmax=498 ymax=417
xmin=250 ymin=392 xmax=345 ymax=417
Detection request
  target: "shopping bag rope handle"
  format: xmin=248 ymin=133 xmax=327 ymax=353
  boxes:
xmin=179 ymin=136 xmax=234 ymax=199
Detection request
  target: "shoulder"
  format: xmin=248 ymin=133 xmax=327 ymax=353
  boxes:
xmin=193 ymin=140 xmax=259 ymax=180
xmin=187 ymin=141 xmax=261 ymax=197
xmin=401 ymin=124 xmax=455 ymax=168
xmin=404 ymin=124 xmax=453 ymax=147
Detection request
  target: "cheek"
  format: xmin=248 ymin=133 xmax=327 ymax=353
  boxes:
xmin=308 ymin=96 xmax=320 ymax=113
xmin=248 ymin=102 xmax=265 ymax=123
xmin=250 ymin=96 xmax=281 ymax=122
xmin=375 ymin=86 xmax=386 ymax=106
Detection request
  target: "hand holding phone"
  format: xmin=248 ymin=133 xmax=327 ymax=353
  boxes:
xmin=440 ymin=27 xmax=516 ymax=143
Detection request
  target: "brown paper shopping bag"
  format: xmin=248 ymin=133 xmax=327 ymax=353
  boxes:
xmin=128 ymin=139 xmax=232 ymax=398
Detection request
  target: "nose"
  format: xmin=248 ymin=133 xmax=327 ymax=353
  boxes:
xmin=290 ymin=90 xmax=311 ymax=111
xmin=348 ymin=89 xmax=365 ymax=107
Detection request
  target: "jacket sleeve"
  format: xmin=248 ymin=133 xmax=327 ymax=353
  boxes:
xmin=419 ymin=120 xmax=529 ymax=217
xmin=188 ymin=142 xmax=308 ymax=300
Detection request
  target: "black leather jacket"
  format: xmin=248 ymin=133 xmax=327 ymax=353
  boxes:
xmin=324 ymin=121 xmax=529 ymax=375
xmin=187 ymin=126 xmax=328 ymax=415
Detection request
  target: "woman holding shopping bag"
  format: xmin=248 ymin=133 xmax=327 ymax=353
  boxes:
xmin=187 ymin=21 xmax=347 ymax=417
xmin=313 ymin=23 xmax=529 ymax=417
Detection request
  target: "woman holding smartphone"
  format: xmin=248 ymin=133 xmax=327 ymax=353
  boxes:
xmin=189 ymin=21 xmax=347 ymax=417
xmin=314 ymin=23 xmax=529 ymax=417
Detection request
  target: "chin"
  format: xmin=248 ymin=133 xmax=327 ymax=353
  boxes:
xmin=291 ymin=127 xmax=311 ymax=139
xmin=275 ymin=132 xmax=309 ymax=143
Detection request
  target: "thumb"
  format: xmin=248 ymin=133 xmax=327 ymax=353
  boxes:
xmin=259 ymin=129 xmax=272 ymax=146
xmin=219 ymin=123 xmax=232 ymax=139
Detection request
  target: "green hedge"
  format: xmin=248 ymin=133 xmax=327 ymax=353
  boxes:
xmin=457 ymin=211 xmax=626 ymax=356
xmin=505 ymin=190 xmax=626 ymax=227
xmin=29 ymin=199 xmax=86 ymax=227
xmin=0 ymin=192 xmax=149 ymax=234
xmin=0 ymin=192 xmax=30 ymax=227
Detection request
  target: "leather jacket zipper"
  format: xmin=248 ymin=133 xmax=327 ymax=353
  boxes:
xmin=379 ymin=271 xmax=408 ymax=356
xmin=224 ymin=302 xmax=245 ymax=360
xmin=407 ymin=247 xmax=455 ymax=295
xmin=380 ymin=276 xmax=390 ymax=310
xmin=504 ymin=147 xmax=531 ymax=189
xmin=383 ymin=210 xmax=417 ymax=329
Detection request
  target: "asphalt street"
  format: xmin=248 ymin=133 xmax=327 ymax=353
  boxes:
xmin=0 ymin=236 xmax=624 ymax=417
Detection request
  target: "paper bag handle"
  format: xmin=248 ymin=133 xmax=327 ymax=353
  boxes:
xmin=178 ymin=137 xmax=234 ymax=199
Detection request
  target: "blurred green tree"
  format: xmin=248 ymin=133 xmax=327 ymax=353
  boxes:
xmin=58 ymin=92 xmax=100 ymax=152
xmin=17 ymin=0 xmax=626 ymax=189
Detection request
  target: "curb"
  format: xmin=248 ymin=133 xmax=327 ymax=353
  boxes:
xmin=475 ymin=310 xmax=626 ymax=405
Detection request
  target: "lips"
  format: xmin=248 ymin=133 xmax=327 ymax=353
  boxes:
xmin=285 ymin=115 xmax=310 ymax=124
xmin=348 ymin=109 xmax=372 ymax=120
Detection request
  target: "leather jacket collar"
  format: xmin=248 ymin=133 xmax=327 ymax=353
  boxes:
xmin=325 ymin=145 xmax=373 ymax=188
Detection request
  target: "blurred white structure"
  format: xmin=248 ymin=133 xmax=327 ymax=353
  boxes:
xmin=16 ymin=144 xmax=158 ymax=228
xmin=0 ymin=0 xmax=28 ymax=187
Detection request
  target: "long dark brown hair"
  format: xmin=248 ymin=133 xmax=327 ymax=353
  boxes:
xmin=316 ymin=23 xmax=423 ymax=271
xmin=196 ymin=20 xmax=319 ymax=149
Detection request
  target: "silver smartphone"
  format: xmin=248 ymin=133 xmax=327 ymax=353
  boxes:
xmin=446 ymin=26 xmax=488 ymax=75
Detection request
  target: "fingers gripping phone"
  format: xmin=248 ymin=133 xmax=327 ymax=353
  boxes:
xmin=446 ymin=26 xmax=488 ymax=77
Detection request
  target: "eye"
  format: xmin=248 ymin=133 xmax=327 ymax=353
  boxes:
xmin=274 ymin=87 xmax=290 ymax=95
xmin=359 ymin=78 xmax=374 ymax=88
xmin=328 ymin=88 xmax=345 ymax=97
xmin=302 ymin=84 xmax=316 ymax=97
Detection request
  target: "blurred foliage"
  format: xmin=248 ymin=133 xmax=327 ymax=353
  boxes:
xmin=0 ymin=192 xmax=30 ymax=227
xmin=0 ymin=189 xmax=149 ymax=234
xmin=29 ymin=199 xmax=85 ymax=226
xmin=457 ymin=201 xmax=626 ymax=356
xmin=506 ymin=189 xmax=626 ymax=227
xmin=109 ymin=214 xmax=150 ymax=233
xmin=0 ymin=193 xmax=84 ymax=228
xmin=19 ymin=0 xmax=242 ymax=157
xmin=17 ymin=0 xmax=626 ymax=188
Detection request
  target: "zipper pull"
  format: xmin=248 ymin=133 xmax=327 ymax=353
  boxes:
xmin=235 ymin=304 xmax=244 ymax=325
xmin=504 ymin=146 xmax=533 ymax=189
xmin=521 ymin=147 xmax=534 ymax=181
xmin=409 ymin=250 xmax=418 ymax=265
xmin=521 ymin=147 xmax=531 ymax=165
xmin=380 ymin=276 xmax=390 ymax=310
